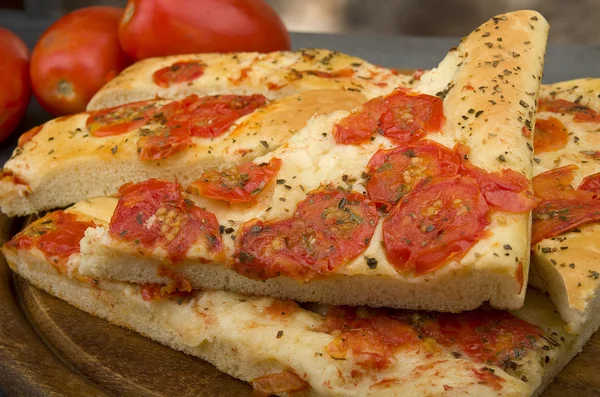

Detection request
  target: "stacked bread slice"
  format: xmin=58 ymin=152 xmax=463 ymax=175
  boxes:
xmin=3 ymin=10 xmax=600 ymax=397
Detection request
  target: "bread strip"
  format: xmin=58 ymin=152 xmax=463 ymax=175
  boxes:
xmin=529 ymin=78 xmax=600 ymax=333
xmin=80 ymin=11 xmax=548 ymax=312
xmin=0 ymin=89 xmax=365 ymax=216
xmin=87 ymin=49 xmax=411 ymax=111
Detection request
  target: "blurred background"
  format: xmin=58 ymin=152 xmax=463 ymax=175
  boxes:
xmin=0 ymin=0 xmax=599 ymax=45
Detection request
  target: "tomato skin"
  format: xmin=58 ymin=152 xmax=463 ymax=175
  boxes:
xmin=30 ymin=7 xmax=132 ymax=116
xmin=0 ymin=28 xmax=30 ymax=143
xmin=579 ymin=172 xmax=600 ymax=194
xmin=383 ymin=176 xmax=490 ymax=275
xmin=118 ymin=0 xmax=291 ymax=61
xmin=533 ymin=117 xmax=568 ymax=154
xmin=538 ymin=97 xmax=600 ymax=123
xmin=365 ymin=141 xmax=460 ymax=210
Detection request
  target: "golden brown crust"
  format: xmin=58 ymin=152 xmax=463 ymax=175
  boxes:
xmin=87 ymin=49 xmax=412 ymax=110
xmin=530 ymin=78 xmax=600 ymax=333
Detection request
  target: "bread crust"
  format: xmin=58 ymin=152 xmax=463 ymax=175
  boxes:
xmin=3 ymin=235 xmax=574 ymax=397
xmin=87 ymin=49 xmax=412 ymax=111
xmin=0 ymin=89 xmax=365 ymax=216
xmin=529 ymin=78 xmax=600 ymax=333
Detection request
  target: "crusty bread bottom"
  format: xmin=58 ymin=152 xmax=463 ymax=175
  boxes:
xmin=6 ymin=249 xmax=599 ymax=396
xmin=4 ymin=251 xmax=315 ymax=397
xmin=80 ymin=237 xmax=525 ymax=312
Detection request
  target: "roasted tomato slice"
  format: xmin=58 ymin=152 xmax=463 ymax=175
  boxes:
xmin=109 ymin=179 xmax=223 ymax=263
xmin=251 ymin=371 xmax=309 ymax=396
xmin=532 ymin=165 xmax=582 ymax=201
xmin=87 ymin=100 xmax=156 ymax=136
xmin=365 ymin=141 xmax=460 ymax=209
xmin=533 ymin=117 xmax=568 ymax=154
xmin=153 ymin=61 xmax=206 ymax=88
xmin=383 ymin=176 xmax=490 ymax=275
xmin=333 ymin=89 xmax=445 ymax=145
xmin=538 ymin=97 xmax=600 ymax=123
xmin=137 ymin=135 xmax=193 ymax=161
xmin=456 ymin=145 xmax=538 ymax=213
xmin=579 ymin=172 xmax=600 ymax=194
xmin=5 ymin=211 xmax=95 ymax=272
xmin=187 ymin=157 xmax=282 ymax=203
xmin=233 ymin=186 xmax=378 ymax=282
xmin=531 ymin=165 xmax=600 ymax=244
xmin=157 ymin=94 xmax=267 ymax=138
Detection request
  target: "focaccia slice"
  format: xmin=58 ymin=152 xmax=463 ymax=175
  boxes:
xmin=528 ymin=78 xmax=600 ymax=333
xmin=0 ymin=89 xmax=366 ymax=216
xmin=87 ymin=48 xmax=413 ymax=111
xmin=79 ymin=10 xmax=547 ymax=312
xmin=1 ymin=205 xmax=586 ymax=397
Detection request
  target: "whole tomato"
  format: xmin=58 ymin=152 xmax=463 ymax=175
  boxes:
xmin=30 ymin=7 xmax=132 ymax=116
xmin=118 ymin=0 xmax=291 ymax=61
xmin=0 ymin=28 xmax=31 ymax=143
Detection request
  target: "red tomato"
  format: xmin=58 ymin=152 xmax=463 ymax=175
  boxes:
xmin=365 ymin=141 xmax=460 ymax=209
xmin=109 ymin=179 xmax=223 ymax=263
xmin=0 ymin=28 xmax=30 ymax=143
xmin=188 ymin=157 xmax=282 ymax=203
xmin=538 ymin=97 xmax=600 ymax=123
xmin=118 ymin=0 xmax=291 ymax=61
xmin=383 ymin=177 xmax=490 ymax=275
xmin=531 ymin=165 xmax=600 ymax=244
xmin=30 ymin=7 xmax=132 ymax=116
xmin=86 ymin=100 xmax=157 ymax=137
xmin=579 ymin=172 xmax=600 ymax=194
xmin=153 ymin=61 xmax=206 ymax=88
xmin=234 ymin=186 xmax=378 ymax=282
xmin=6 ymin=211 xmax=95 ymax=272
xmin=533 ymin=117 xmax=568 ymax=154
xmin=333 ymin=89 xmax=445 ymax=145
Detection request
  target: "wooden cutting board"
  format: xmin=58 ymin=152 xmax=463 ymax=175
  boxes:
xmin=1 ymin=214 xmax=600 ymax=396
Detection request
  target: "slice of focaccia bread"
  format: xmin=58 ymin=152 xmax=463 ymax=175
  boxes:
xmin=0 ymin=89 xmax=366 ymax=216
xmin=1 ymin=206 xmax=587 ymax=397
xmin=78 ymin=10 xmax=548 ymax=312
xmin=87 ymin=48 xmax=413 ymax=111
xmin=528 ymin=78 xmax=600 ymax=334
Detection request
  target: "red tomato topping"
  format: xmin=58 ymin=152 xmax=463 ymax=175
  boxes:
xmin=251 ymin=371 xmax=309 ymax=396
xmin=136 ymin=94 xmax=267 ymax=161
xmin=137 ymin=135 xmax=192 ymax=161
xmin=457 ymin=159 xmax=539 ymax=213
xmin=87 ymin=100 xmax=156 ymax=136
xmin=579 ymin=172 xmax=600 ymax=194
xmin=319 ymin=306 xmax=541 ymax=374
xmin=5 ymin=211 xmax=95 ymax=272
xmin=538 ymin=97 xmax=600 ymax=123
xmin=383 ymin=177 xmax=490 ymax=275
xmin=139 ymin=281 xmax=194 ymax=301
xmin=0 ymin=169 xmax=30 ymax=189
xmin=156 ymin=94 xmax=267 ymax=138
xmin=263 ymin=300 xmax=300 ymax=317
xmin=187 ymin=157 xmax=282 ymax=203
xmin=153 ymin=61 xmax=206 ymax=88
xmin=233 ymin=186 xmax=378 ymax=282
xmin=532 ymin=165 xmax=600 ymax=244
xmin=333 ymin=89 xmax=445 ymax=145
xmin=17 ymin=125 xmax=43 ymax=147
xmin=471 ymin=368 xmax=503 ymax=391
xmin=108 ymin=179 xmax=223 ymax=263
xmin=533 ymin=117 xmax=568 ymax=154
xmin=365 ymin=141 xmax=460 ymax=209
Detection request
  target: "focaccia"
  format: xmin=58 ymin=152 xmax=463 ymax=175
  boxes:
xmin=86 ymin=48 xmax=413 ymax=111
xmin=528 ymin=78 xmax=600 ymax=334
xmin=0 ymin=89 xmax=367 ymax=216
xmin=78 ymin=10 xmax=548 ymax=312
xmin=1 ymin=203 xmax=588 ymax=397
